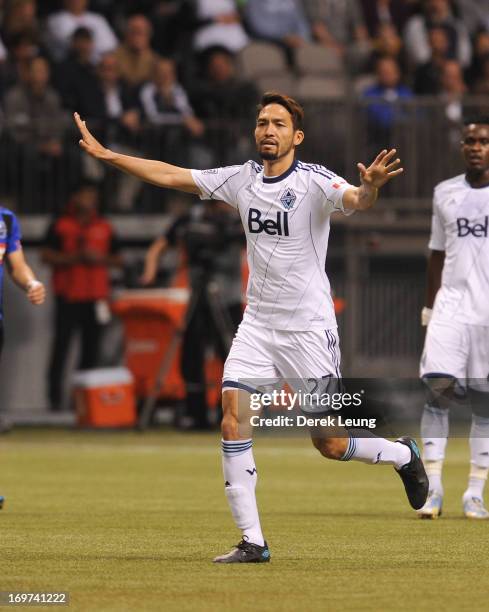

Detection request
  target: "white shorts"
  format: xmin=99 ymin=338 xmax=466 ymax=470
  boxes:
xmin=420 ymin=317 xmax=489 ymax=390
xmin=222 ymin=320 xmax=341 ymax=394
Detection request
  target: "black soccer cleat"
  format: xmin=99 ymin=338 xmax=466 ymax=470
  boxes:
xmin=0 ymin=495 xmax=4 ymax=509
xmin=395 ymin=437 xmax=429 ymax=510
xmin=213 ymin=538 xmax=271 ymax=564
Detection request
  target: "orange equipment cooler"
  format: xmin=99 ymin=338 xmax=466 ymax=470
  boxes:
xmin=73 ymin=367 xmax=136 ymax=427
xmin=111 ymin=288 xmax=188 ymax=401
xmin=111 ymin=288 xmax=223 ymax=408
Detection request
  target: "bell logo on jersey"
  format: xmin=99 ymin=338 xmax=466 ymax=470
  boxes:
xmin=457 ymin=217 xmax=488 ymax=237
xmin=248 ymin=208 xmax=289 ymax=236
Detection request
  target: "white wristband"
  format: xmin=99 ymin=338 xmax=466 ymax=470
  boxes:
xmin=421 ymin=307 xmax=432 ymax=326
xmin=26 ymin=280 xmax=42 ymax=292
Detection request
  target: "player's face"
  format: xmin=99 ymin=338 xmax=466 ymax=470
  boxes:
xmin=255 ymin=104 xmax=303 ymax=161
xmin=461 ymin=124 xmax=489 ymax=173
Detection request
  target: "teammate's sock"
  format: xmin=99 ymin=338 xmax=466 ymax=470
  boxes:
xmin=221 ymin=439 xmax=265 ymax=547
xmin=341 ymin=434 xmax=410 ymax=469
xmin=424 ymin=460 xmax=444 ymax=495
xmin=421 ymin=403 xmax=449 ymax=464
xmin=463 ymin=465 xmax=489 ymax=502
xmin=463 ymin=415 xmax=489 ymax=502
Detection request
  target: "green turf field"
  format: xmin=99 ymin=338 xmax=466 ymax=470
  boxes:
xmin=1 ymin=429 xmax=488 ymax=612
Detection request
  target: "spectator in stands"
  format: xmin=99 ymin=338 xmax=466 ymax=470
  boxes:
xmin=2 ymin=0 xmax=40 ymax=48
xmin=42 ymin=182 xmax=122 ymax=411
xmin=114 ymin=14 xmax=160 ymax=90
xmin=465 ymin=29 xmax=489 ymax=90
xmin=54 ymin=27 xmax=100 ymax=117
xmin=193 ymin=0 xmax=248 ymax=54
xmin=150 ymin=0 xmax=197 ymax=58
xmin=4 ymin=56 xmax=65 ymax=155
xmin=244 ymin=0 xmax=310 ymax=64
xmin=95 ymin=52 xmax=140 ymax=140
xmin=45 ymin=0 xmax=118 ymax=63
xmin=94 ymin=52 xmax=142 ymax=211
xmin=456 ymin=0 xmax=489 ymax=36
xmin=139 ymin=57 xmax=204 ymax=138
xmin=471 ymin=54 xmax=489 ymax=97
xmin=438 ymin=59 xmax=466 ymax=122
xmin=360 ymin=0 xmax=411 ymax=38
xmin=139 ymin=57 xmax=206 ymax=170
xmin=3 ymin=56 xmax=69 ymax=211
xmin=0 ymin=32 xmax=39 ymax=96
xmin=189 ymin=47 xmax=258 ymax=164
xmin=303 ymin=0 xmax=370 ymax=71
xmin=190 ymin=47 xmax=258 ymax=123
xmin=403 ymin=0 xmax=471 ymax=69
xmin=362 ymin=55 xmax=413 ymax=146
xmin=369 ymin=22 xmax=404 ymax=72
xmin=414 ymin=26 xmax=450 ymax=94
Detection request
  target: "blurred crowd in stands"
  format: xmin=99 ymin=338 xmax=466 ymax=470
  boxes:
xmin=0 ymin=0 xmax=487 ymax=212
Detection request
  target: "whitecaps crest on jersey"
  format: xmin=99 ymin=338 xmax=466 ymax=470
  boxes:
xmin=280 ymin=188 xmax=297 ymax=210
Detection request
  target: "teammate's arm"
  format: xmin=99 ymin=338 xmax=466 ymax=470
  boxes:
xmin=74 ymin=113 xmax=200 ymax=195
xmin=343 ymin=149 xmax=403 ymax=210
xmin=422 ymin=249 xmax=445 ymax=325
xmin=6 ymin=250 xmax=46 ymax=305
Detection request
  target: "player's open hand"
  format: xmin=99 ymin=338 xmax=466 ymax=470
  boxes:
xmin=74 ymin=112 xmax=112 ymax=160
xmin=358 ymin=149 xmax=403 ymax=189
xmin=27 ymin=280 xmax=46 ymax=306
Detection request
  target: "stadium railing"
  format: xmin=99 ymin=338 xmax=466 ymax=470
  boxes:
xmin=1 ymin=96 xmax=487 ymax=214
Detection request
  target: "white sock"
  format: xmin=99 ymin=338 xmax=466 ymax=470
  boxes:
xmin=425 ymin=460 xmax=444 ymax=495
xmin=463 ymin=415 xmax=489 ymax=503
xmin=341 ymin=434 xmax=411 ymax=469
xmin=421 ymin=403 xmax=449 ymax=462
xmin=221 ymin=439 xmax=264 ymax=547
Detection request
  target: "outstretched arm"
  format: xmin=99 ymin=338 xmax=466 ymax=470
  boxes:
xmin=74 ymin=113 xmax=200 ymax=194
xmin=343 ymin=149 xmax=403 ymax=211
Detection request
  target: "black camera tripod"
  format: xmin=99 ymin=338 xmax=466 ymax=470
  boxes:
xmin=138 ymin=267 xmax=236 ymax=430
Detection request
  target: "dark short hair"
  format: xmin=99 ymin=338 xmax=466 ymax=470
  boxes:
xmin=463 ymin=116 xmax=489 ymax=127
xmin=257 ymin=92 xmax=304 ymax=131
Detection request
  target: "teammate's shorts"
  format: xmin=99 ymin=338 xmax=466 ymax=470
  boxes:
xmin=222 ymin=319 xmax=341 ymax=395
xmin=420 ymin=317 xmax=489 ymax=391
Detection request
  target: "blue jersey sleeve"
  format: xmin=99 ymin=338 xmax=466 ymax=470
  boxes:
xmin=6 ymin=212 xmax=22 ymax=254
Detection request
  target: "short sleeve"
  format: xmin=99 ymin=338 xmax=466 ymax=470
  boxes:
xmin=428 ymin=189 xmax=446 ymax=251
xmin=6 ymin=213 xmax=22 ymax=254
xmin=308 ymin=165 xmax=355 ymax=216
xmin=190 ymin=165 xmax=244 ymax=209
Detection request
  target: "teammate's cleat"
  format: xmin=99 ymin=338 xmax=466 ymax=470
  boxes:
xmin=395 ymin=437 xmax=429 ymax=510
xmin=417 ymin=490 xmax=443 ymax=519
xmin=213 ymin=538 xmax=271 ymax=564
xmin=463 ymin=497 xmax=489 ymax=520
xmin=0 ymin=496 xmax=4 ymax=509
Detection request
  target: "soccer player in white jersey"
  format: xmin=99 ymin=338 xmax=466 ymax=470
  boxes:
xmin=419 ymin=117 xmax=489 ymax=520
xmin=74 ymin=92 xmax=428 ymax=563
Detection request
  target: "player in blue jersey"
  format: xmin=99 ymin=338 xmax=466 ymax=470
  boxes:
xmin=0 ymin=207 xmax=45 ymax=509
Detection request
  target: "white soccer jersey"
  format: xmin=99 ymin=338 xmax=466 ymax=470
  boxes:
xmin=429 ymin=173 xmax=489 ymax=326
xmin=191 ymin=159 xmax=353 ymax=331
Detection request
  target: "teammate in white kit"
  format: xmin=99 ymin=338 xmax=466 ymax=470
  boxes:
xmin=419 ymin=117 xmax=489 ymax=520
xmin=74 ymin=92 xmax=428 ymax=563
